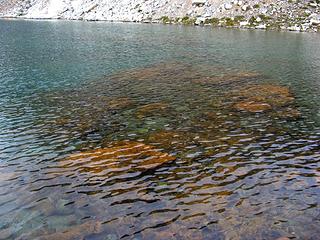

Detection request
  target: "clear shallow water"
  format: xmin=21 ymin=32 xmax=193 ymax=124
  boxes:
xmin=0 ymin=19 xmax=319 ymax=240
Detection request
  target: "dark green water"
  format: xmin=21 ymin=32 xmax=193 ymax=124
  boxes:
xmin=0 ymin=19 xmax=319 ymax=240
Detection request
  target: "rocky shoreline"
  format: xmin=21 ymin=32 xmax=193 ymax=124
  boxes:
xmin=1 ymin=0 xmax=320 ymax=32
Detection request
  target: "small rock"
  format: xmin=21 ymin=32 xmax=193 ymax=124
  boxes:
xmin=224 ymin=3 xmax=233 ymax=10
xmin=195 ymin=17 xmax=206 ymax=25
xmin=309 ymin=2 xmax=317 ymax=7
xmin=287 ymin=25 xmax=301 ymax=31
xmin=240 ymin=21 xmax=249 ymax=26
xmin=241 ymin=5 xmax=249 ymax=11
xmin=256 ymin=24 xmax=266 ymax=29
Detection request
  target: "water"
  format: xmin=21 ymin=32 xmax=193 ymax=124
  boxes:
xmin=0 ymin=19 xmax=319 ymax=240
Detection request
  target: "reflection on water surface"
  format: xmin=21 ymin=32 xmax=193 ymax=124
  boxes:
xmin=0 ymin=20 xmax=319 ymax=240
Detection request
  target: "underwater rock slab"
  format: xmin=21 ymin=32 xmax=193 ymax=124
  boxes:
xmin=192 ymin=71 xmax=261 ymax=85
xmin=234 ymin=101 xmax=272 ymax=113
xmin=136 ymin=102 xmax=170 ymax=119
xmin=108 ymin=97 xmax=134 ymax=110
xmin=147 ymin=130 xmax=197 ymax=150
xmin=272 ymin=107 xmax=302 ymax=120
xmin=109 ymin=62 xmax=190 ymax=81
xmin=31 ymin=220 xmax=102 ymax=240
xmin=232 ymin=84 xmax=296 ymax=113
xmin=108 ymin=62 xmax=225 ymax=84
xmin=62 ymin=141 xmax=176 ymax=173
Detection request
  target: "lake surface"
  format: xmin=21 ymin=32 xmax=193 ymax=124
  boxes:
xmin=0 ymin=19 xmax=319 ymax=240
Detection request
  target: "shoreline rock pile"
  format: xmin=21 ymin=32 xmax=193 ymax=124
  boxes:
xmin=0 ymin=0 xmax=320 ymax=32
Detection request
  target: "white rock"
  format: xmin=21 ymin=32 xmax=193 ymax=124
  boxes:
xmin=260 ymin=7 xmax=268 ymax=15
xmin=195 ymin=17 xmax=206 ymax=25
xmin=241 ymin=5 xmax=248 ymax=11
xmin=309 ymin=2 xmax=317 ymax=7
xmin=192 ymin=0 xmax=206 ymax=5
xmin=256 ymin=24 xmax=266 ymax=29
xmin=224 ymin=3 xmax=232 ymax=10
xmin=240 ymin=21 xmax=249 ymax=26
xmin=287 ymin=25 xmax=301 ymax=31
xmin=310 ymin=18 xmax=320 ymax=25
xmin=310 ymin=14 xmax=320 ymax=25
xmin=301 ymin=23 xmax=310 ymax=31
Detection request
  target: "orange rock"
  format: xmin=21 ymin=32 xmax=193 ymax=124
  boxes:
xmin=147 ymin=130 xmax=195 ymax=149
xmin=232 ymin=84 xmax=296 ymax=113
xmin=193 ymin=71 xmax=261 ymax=85
xmin=108 ymin=97 xmax=134 ymax=110
xmin=136 ymin=102 xmax=169 ymax=118
xmin=234 ymin=84 xmax=294 ymax=107
xmin=273 ymin=107 xmax=301 ymax=119
xmin=62 ymin=141 xmax=175 ymax=173
xmin=110 ymin=62 xmax=193 ymax=81
xmin=234 ymin=101 xmax=272 ymax=113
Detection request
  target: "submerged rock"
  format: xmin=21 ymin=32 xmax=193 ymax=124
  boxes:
xmin=232 ymin=84 xmax=295 ymax=113
xmin=272 ymin=107 xmax=301 ymax=120
xmin=147 ymin=130 xmax=196 ymax=149
xmin=192 ymin=71 xmax=261 ymax=85
xmin=136 ymin=102 xmax=170 ymax=119
xmin=33 ymin=221 xmax=102 ymax=240
xmin=110 ymin=62 xmax=194 ymax=82
xmin=62 ymin=141 xmax=175 ymax=173
xmin=108 ymin=97 xmax=134 ymax=110
xmin=234 ymin=101 xmax=272 ymax=113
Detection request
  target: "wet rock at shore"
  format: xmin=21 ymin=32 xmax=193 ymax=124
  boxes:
xmin=61 ymin=141 xmax=175 ymax=173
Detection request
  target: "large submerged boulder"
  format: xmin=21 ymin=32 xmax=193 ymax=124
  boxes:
xmin=17 ymin=220 xmax=103 ymax=240
xmin=108 ymin=97 xmax=134 ymax=110
xmin=192 ymin=71 xmax=261 ymax=85
xmin=136 ymin=102 xmax=170 ymax=119
xmin=234 ymin=101 xmax=272 ymax=113
xmin=231 ymin=84 xmax=296 ymax=113
xmin=61 ymin=141 xmax=175 ymax=173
